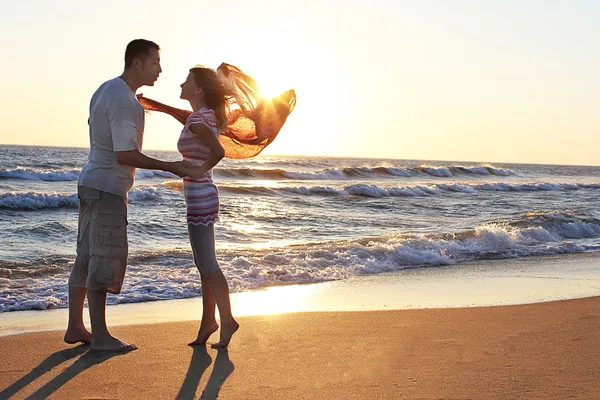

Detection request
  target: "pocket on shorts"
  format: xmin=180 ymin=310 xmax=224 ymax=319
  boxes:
xmin=88 ymin=255 xmax=127 ymax=293
xmin=92 ymin=213 xmax=128 ymax=257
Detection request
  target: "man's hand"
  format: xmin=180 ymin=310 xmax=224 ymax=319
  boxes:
xmin=179 ymin=160 xmax=209 ymax=179
xmin=182 ymin=160 xmax=195 ymax=169
xmin=187 ymin=166 xmax=209 ymax=179
xmin=170 ymin=161 xmax=193 ymax=178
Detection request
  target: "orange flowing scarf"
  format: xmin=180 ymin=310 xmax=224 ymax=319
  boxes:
xmin=138 ymin=63 xmax=296 ymax=159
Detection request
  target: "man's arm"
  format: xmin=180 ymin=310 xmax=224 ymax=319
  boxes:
xmin=109 ymin=101 xmax=191 ymax=178
xmin=116 ymin=150 xmax=191 ymax=178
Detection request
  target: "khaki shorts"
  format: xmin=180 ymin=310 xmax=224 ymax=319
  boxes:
xmin=68 ymin=186 xmax=128 ymax=294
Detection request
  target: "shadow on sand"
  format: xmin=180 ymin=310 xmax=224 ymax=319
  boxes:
xmin=0 ymin=344 xmax=134 ymax=400
xmin=1 ymin=344 xmax=233 ymax=399
xmin=176 ymin=347 xmax=235 ymax=400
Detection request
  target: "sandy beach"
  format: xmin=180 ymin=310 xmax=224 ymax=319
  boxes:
xmin=1 ymin=253 xmax=600 ymax=399
xmin=0 ymin=296 xmax=600 ymax=399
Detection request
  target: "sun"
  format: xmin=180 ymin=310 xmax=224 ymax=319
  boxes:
xmin=257 ymin=81 xmax=284 ymax=99
xmin=250 ymin=67 xmax=292 ymax=100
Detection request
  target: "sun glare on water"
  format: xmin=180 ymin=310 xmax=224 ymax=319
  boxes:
xmin=232 ymin=284 xmax=323 ymax=316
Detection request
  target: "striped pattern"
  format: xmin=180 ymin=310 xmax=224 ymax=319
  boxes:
xmin=177 ymin=108 xmax=220 ymax=226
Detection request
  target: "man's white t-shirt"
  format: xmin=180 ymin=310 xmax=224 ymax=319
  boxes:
xmin=78 ymin=77 xmax=144 ymax=197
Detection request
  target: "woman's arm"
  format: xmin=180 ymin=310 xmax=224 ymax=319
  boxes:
xmin=137 ymin=95 xmax=192 ymax=125
xmin=188 ymin=123 xmax=225 ymax=178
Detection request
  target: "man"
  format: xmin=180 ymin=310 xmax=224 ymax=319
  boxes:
xmin=64 ymin=39 xmax=190 ymax=351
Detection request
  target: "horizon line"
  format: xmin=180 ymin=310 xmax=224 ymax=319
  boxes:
xmin=0 ymin=143 xmax=598 ymax=168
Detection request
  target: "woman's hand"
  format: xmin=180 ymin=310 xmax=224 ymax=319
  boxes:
xmin=181 ymin=160 xmax=208 ymax=179
xmin=189 ymin=166 xmax=209 ymax=179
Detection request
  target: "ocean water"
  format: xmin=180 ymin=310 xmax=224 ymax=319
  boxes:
xmin=1 ymin=145 xmax=599 ymax=312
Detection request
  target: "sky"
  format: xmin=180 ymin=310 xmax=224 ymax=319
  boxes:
xmin=0 ymin=0 xmax=599 ymax=165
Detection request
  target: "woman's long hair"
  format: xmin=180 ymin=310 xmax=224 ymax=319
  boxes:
xmin=189 ymin=65 xmax=231 ymax=132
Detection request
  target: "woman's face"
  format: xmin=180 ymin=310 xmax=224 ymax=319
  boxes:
xmin=180 ymin=72 xmax=202 ymax=100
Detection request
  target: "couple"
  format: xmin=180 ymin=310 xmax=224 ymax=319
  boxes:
xmin=64 ymin=39 xmax=239 ymax=352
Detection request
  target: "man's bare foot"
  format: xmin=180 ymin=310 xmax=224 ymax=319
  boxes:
xmin=189 ymin=322 xmax=219 ymax=346
xmin=91 ymin=335 xmax=137 ymax=352
xmin=211 ymin=320 xmax=239 ymax=349
xmin=64 ymin=326 xmax=92 ymax=345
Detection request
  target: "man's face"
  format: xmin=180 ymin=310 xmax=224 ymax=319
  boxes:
xmin=135 ymin=48 xmax=162 ymax=86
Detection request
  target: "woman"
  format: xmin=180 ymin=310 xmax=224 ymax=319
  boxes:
xmin=178 ymin=66 xmax=238 ymax=348
xmin=139 ymin=63 xmax=296 ymax=348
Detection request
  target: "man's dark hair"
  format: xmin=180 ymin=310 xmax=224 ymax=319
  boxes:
xmin=124 ymin=39 xmax=160 ymax=70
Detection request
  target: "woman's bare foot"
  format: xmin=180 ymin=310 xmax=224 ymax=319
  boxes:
xmin=64 ymin=325 xmax=92 ymax=345
xmin=188 ymin=322 xmax=219 ymax=346
xmin=91 ymin=335 xmax=137 ymax=352
xmin=211 ymin=320 xmax=239 ymax=349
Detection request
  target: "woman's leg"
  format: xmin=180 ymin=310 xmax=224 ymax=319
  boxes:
xmin=205 ymin=269 xmax=239 ymax=348
xmin=188 ymin=225 xmax=219 ymax=346
xmin=187 ymin=274 xmax=219 ymax=346
xmin=188 ymin=223 xmax=238 ymax=348
xmin=200 ymin=273 xmax=217 ymax=326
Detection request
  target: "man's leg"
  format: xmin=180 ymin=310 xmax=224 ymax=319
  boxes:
xmin=85 ymin=189 xmax=135 ymax=352
xmin=87 ymin=288 xmax=136 ymax=352
xmin=64 ymin=286 xmax=91 ymax=344
xmin=65 ymin=191 xmax=92 ymax=344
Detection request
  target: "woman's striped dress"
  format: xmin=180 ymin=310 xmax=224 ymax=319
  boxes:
xmin=177 ymin=108 xmax=220 ymax=226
